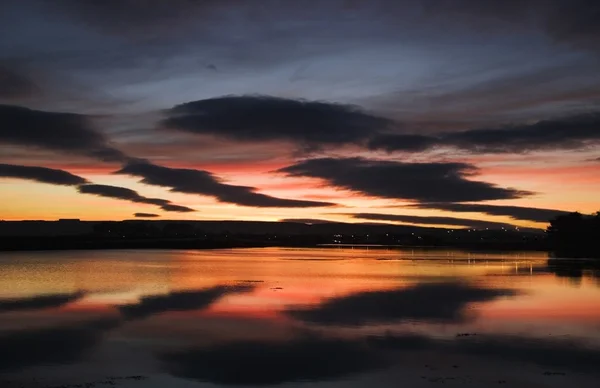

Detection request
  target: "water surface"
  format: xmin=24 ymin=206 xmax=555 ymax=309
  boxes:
xmin=1 ymin=248 xmax=599 ymax=387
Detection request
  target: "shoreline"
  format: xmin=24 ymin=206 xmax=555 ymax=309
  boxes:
xmin=0 ymin=237 xmax=550 ymax=253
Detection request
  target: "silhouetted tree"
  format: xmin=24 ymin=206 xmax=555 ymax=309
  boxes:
xmin=547 ymin=211 xmax=600 ymax=258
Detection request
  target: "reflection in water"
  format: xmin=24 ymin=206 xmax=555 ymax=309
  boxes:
xmin=547 ymin=258 xmax=600 ymax=287
xmin=0 ymin=318 xmax=119 ymax=372
xmin=0 ymin=248 xmax=599 ymax=387
xmin=163 ymin=335 xmax=385 ymax=385
xmin=0 ymin=291 xmax=85 ymax=313
xmin=287 ymin=281 xmax=517 ymax=326
xmin=118 ymin=285 xmax=254 ymax=320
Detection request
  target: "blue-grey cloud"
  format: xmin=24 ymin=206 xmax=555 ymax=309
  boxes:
xmin=278 ymin=158 xmax=530 ymax=203
xmin=0 ymin=65 xmax=39 ymax=99
xmin=163 ymin=95 xmax=391 ymax=149
xmin=369 ymin=112 xmax=600 ymax=153
xmin=0 ymin=104 xmax=127 ymax=162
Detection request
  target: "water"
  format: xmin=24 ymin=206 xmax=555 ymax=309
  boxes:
xmin=1 ymin=247 xmax=599 ymax=387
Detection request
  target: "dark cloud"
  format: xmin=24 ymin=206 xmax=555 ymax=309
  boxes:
xmin=367 ymin=134 xmax=437 ymax=152
xmin=421 ymin=0 xmax=600 ymax=51
xmin=541 ymin=0 xmax=600 ymax=51
xmin=159 ymin=204 xmax=195 ymax=213
xmin=0 ymin=318 xmax=119 ymax=372
xmin=0 ymin=163 xmax=194 ymax=213
xmin=118 ymin=285 xmax=254 ymax=321
xmin=163 ymin=96 xmax=391 ymax=149
xmin=0 ymin=291 xmax=84 ymax=313
xmin=78 ymin=184 xmax=195 ymax=213
xmin=279 ymin=218 xmax=336 ymax=224
xmin=118 ymin=160 xmax=336 ymax=208
xmin=52 ymin=0 xmax=223 ymax=37
xmin=0 ymin=65 xmax=39 ymax=99
xmin=369 ymin=112 xmax=600 ymax=153
xmin=0 ymin=163 xmax=88 ymax=186
xmin=134 ymin=212 xmax=160 ymax=218
xmin=446 ymin=112 xmax=600 ymax=153
xmin=0 ymin=104 xmax=127 ymax=162
xmin=348 ymin=213 xmax=519 ymax=229
xmin=286 ymin=281 xmax=516 ymax=326
xmin=278 ymin=157 xmax=529 ymax=203
xmin=407 ymin=203 xmax=569 ymax=223
xmin=161 ymin=335 xmax=385 ymax=385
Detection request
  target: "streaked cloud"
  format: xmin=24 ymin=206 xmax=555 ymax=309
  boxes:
xmin=405 ymin=203 xmax=569 ymax=223
xmin=347 ymin=213 xmax=523 ymax=229
xmin=163 ymin=95 xmax=391 ymax=150
xmin=0 ymin=163 xmax=88 ymax=186
xmin=78 ymin=184 xmax=195 ymax=213
xmin=118 ymin=160 xmax=337 ymax=208
xmin=369 ymin=112 xmax=600 ymax=153
xmin=278 ymin=158 xmax=530 ymax=203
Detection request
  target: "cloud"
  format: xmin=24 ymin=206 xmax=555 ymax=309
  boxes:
xmin=348 ymin=213 xmax=519 ymax=229
xmin=134 ymin=213 xmax=160 ymax=218
xmin=0 ymin=163 xmax=88 ymax=186
xmin=367 ymin=134 xmax=437 ymax=152
xmin=0 ymin=104 xmax=127 ymax=162
xmin=369 ymin=112 xmax=600 ymax=153
xmin=161 ymin=335 xmax=385 ymax=385
xmin=0 ymin=65 xmax=39 ymax=99
xmin=0 ymin=163 xmax=194 ymax=213
xmin=78 ymin=184 xmax=195 ymax=213
xmin=287 ymin=282 xmax=517 ymax=326
xmin=407 ymin=203 xmax=569 ymax=223
xmin=162 ymin=95 xmax=391 ymax=149
xmin=118 ymin=160 xmax=336 ymax=208
xmin=421 ymin=0 xmax=600 ymax=51
xmin=279 ymin=218 xmax=336 ymax=224
xmin=118 ymin=285 xmax=254 ymax=321
xmin=0 ymin=318 xmax=120 ymax=372
xmin=278 ymin=157 xmax=530 ymax=203
xmin=0 ymin=291 xmax=85 ymax=313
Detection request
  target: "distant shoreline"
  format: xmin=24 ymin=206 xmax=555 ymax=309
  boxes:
xmin=0 ymin=236 xmax=549 ymax=253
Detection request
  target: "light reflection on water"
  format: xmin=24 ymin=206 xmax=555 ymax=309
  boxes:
xmin=0 ymin=247 xmax=599 ymax=387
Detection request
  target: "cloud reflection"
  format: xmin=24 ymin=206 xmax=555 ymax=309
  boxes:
xmin=0 ymin=318 xmax=119 ymax=372
xmin=118 ymin=285 xmax=254 ymax=320
xmin=162 ymin=335 xmax=386 ymax=385
xmin=287 ymin=282 xmax=517 ymax=326
xmin=0 ymin=291 xmax=85 ymax=313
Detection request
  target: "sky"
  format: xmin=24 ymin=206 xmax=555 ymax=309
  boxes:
xmin=0 ymin=0 xmax=599 ymax=230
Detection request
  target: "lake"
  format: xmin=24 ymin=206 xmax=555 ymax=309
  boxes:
xmin=1 ymin=247 xmax=599 ymax=388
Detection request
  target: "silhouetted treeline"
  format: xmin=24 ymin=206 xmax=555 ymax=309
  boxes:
xmin=547 ymin=211 xmax=600 ymax=258
xmin=0 ymin=220 xmax=546 ymax=252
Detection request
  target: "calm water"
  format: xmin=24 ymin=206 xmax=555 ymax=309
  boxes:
xmin=1 ymin=248 xmax=599 ymax=388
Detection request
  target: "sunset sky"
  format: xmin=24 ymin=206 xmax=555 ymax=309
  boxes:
xmin=1 ymin=0 xmax=599 ymax=229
